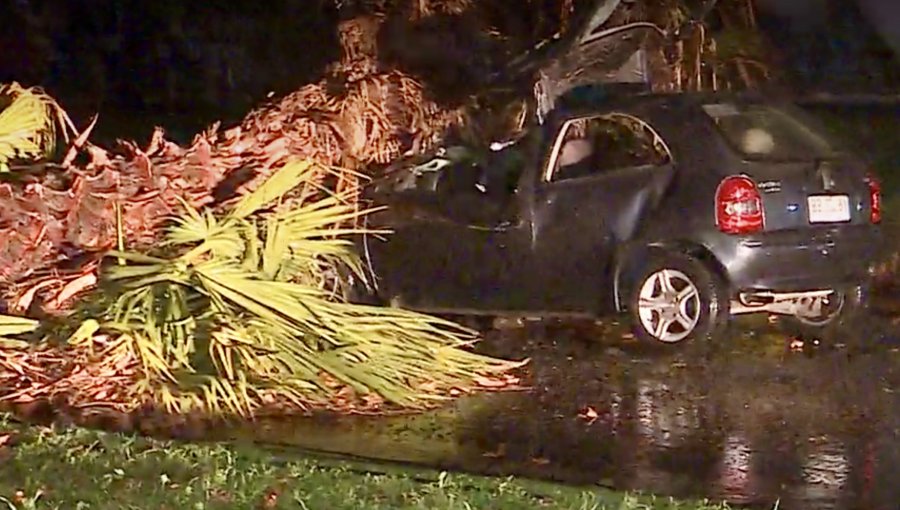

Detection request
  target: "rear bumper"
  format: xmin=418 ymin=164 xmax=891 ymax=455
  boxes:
xmin=711 ymin=224 xmax=884 ymax=293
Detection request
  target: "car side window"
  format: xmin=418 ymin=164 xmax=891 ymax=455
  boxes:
xmin=545 ymin=113 xmax=672 ymax=183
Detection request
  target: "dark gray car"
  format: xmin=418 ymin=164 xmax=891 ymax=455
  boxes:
xmin=355 ymin=90 xmax=884 ymax=346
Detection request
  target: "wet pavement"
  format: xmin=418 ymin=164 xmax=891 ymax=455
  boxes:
xmin=217 ymin=316 xmax=900 ymax=510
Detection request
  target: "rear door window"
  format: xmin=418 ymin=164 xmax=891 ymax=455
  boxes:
xmin=702 ymin=103 xmax=839 ymax=161
xmin=546 ymin=113 xmax=672 ymax=183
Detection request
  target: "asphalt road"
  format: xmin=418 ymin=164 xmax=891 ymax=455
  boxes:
xmin=232 ymin=315 xmax=900 ymax=510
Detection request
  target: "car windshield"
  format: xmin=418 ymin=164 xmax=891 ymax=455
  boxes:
xmin=702 ymin=103 xmax=840 ymax=161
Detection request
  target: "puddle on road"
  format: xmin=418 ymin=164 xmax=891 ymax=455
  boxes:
xmin=215 ymin=320 xmax=900 ymax=510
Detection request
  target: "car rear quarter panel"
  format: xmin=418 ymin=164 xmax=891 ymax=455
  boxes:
xmin=605 ymin=103 xmax=733 ymax=309
xmin=623 ymin=106 xmax=729 ymax=241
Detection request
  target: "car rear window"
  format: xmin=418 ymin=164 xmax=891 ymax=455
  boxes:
xmin=702 ymin=103 xmax=839 ymax=161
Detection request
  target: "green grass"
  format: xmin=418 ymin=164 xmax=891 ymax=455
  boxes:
xmin=0 ymin=415 xmax=734 ymax=510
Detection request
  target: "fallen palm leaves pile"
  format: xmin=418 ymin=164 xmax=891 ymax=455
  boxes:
xmin=0 ymin=15 xmax=529 ymax=422
xmin=0 ymin=160 xmax=524 ymax=421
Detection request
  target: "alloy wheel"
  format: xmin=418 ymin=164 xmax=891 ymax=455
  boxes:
xmin=637 ymin=269 xmax=702 ymax=343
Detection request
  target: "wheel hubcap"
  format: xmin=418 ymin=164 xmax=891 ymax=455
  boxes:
xmin=637 ymin=269 xmax=701 ymax=343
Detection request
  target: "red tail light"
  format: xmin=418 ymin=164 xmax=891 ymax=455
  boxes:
xmin=865 ymin=173 xmax=882 ymax=224
xmin=716 ymin=175 xmax=764 ymax=234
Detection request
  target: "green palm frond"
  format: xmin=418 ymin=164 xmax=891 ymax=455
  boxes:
xmin=0 ymin=313 xmax=40 ymax=336
xmin=0 ymin=313 xmax=40 ymax=349
xmin=75 ymin=159 xmax=517 ymax=416
xmin=0 ymin=82 xmax=70 ymax=172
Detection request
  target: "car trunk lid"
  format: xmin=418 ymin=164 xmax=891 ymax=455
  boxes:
xmin=744 ymin=158 xmax=872 ymax=231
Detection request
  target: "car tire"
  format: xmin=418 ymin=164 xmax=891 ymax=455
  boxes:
xmin=778 ymin=284 xmax=869 ymax=346
xmin=628 ymin=251 xmax=730 ymax=348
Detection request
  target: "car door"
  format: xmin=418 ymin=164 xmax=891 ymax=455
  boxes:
xmin=523 ymin=109 xmax=677 ymax=313
xmin=365 ymin=145 xmax=528 ymax=313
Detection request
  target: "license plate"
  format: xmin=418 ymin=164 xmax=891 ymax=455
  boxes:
xmin=808 ymin=195 xmax=851 ymax=223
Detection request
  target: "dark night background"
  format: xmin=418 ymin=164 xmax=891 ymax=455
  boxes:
xmin=1 ymin=1 xmax=343 ymax=135
xmin=1 ymin=0 xmax=898 ymax=140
